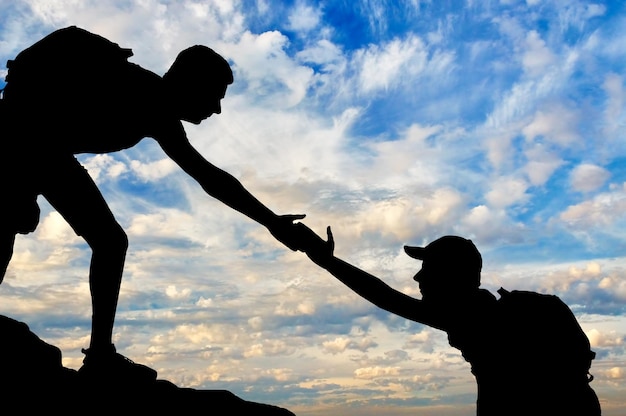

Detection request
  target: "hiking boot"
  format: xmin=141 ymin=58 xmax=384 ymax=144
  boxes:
xmin=78 ymin=344 xmax=157 ymax=383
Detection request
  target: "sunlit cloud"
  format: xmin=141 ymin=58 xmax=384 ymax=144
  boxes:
xmin=559 ymin=183 xmax=626 ymax=229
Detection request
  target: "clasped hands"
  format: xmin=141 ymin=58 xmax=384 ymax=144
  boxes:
xmin=268 ymin=214 xmax=334 ymax=263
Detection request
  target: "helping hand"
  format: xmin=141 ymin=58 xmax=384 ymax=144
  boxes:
xmin=293 ymin=223 xmax=335 ymax=264
xmin=268 ymin=214 xmax=306 ymax=251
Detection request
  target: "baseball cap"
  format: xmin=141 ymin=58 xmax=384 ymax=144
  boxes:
xmin=404 ymin=236 xmax=482 ymax=282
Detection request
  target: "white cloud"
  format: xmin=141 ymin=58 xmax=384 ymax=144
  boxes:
xmin=366 ymin=123 xmax=443 ymax=180
xmin=228 ymin=30 xmax=314 ymax=108
xmin=602 ymin=73 xmax=625 ymax=138
xmin=605 ymin=366 xmax=624 ymax=380
xmin=522 ymin=104 xmax=581 ymax=147
xmin=321 ymin=335 xmax=378 ymax=355
xmin=165 ymin=284 xmax=191 ymax=300
xmin=130 ymin=158 xmax=177 ymax=181
xmin=460 ymin=205 xmax=524 ymax=242
xmin=296 ymin=39 xmax=344 ymax=70
xmin=206 ymin=0 xmax=237 ymax=17
xmin=354 ymin=366 xmax=401 ymax=379
xmin=570 ymin=164 xmax=610 ymax=193
xmin=287 ymin=1 xmax=322 ymax=32
xmin=523 ymin=143 xmax=564 ymax=186
xmin=156 ymin=323 xmax=238 ymax=346
xmin=403 ymin=330 xmax=436 ymax=353
xmin=522 ymin=30 xmax=556 ymax=76
xmin=274 ymin=299 xmax=316 ymax=316
xmin=196 ymin=297 xmax=213 ymax=307
xmin=352 ymin=189 xmax=465 ymax=242
xmin=81 ymin=154 xmax=128 ymax=182
xmin=486 ymin=45 xmax=579 ymax=131
xmin=463 ymin=205 xmax=491 ymax=229
xmin=186 ymin=95 xmax=355 ymax=186
xmin=24 ymin=0 xmax=76 ymax=26
xmin=486 ymin=81 xmax=536 ymax=129
xmin=556 ymin=2 xmax=607 ymax=32
xmin=36 ymin=211 xmax=79 ymax=244
xmin=127 ymin=209 xmax=195 ymax=239
xmin=586 ymin=328 xmax=624 ymax=348
xmin=484 ymin=131 xmax=516 ymax=170
xmin=485 ymin=176 xmax=529 ymax=208
xmin=255 ymin=0 xmax=269 ymax=15
xmin=536 ymin=262 xmax=607 ymax=293
xmin=597 ymin=274 xmax=626 ymax=302
xmin=356 ymin=35 xmax=430 ymax=93
xmin=247 ymin=315 xmax=263 ymax=330
xmin=321 ymin=337 xmax=350 ymax=354
xmin=244 ymin=339 xmax=295 ymax=357
xmin=559 ymin=183 xmax=626 ymax=228
xmin=494 ymin=14 xmax=526 ymax=42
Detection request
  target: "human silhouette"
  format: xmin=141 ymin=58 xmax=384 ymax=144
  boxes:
xmin=0 ymin=26 xmax=305 ymax=380
xmin=294 ymin=224 xmax=601 ymax=416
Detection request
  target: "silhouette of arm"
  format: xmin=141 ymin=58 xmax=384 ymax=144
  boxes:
xmin=157 ymin=130 xmax=304 ymax=250
xmin=296 ymin=224 xmax=446 ymax=330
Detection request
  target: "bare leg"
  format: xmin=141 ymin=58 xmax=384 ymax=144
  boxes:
xmin=40 ymin=156 xmax=127 ymax=351
xmin=85 ymin=220 xmax=128 ymax=349
xmin=37 ymin=155 xmax=155 ymax=380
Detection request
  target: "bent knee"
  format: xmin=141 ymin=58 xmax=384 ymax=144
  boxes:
xmin=82 ymin=223 xmax=128 ymax=254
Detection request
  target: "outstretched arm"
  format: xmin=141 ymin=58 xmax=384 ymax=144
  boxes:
xmin=158 ymin=133 xmax=304 ymax=250
xmin=295 ymin=224 xmax=445 ymax=329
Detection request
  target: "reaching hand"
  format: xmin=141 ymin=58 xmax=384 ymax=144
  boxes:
xmin=293 ymin=223 xmax=335 ymax=265
xmin=268 ymin=214 xmax=306 ymax=251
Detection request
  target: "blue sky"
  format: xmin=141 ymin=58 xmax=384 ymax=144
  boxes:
xmin=1 ymin=1 xmax=625 ymax=415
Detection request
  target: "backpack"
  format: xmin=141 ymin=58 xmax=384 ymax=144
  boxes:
xmin=468 ymin=288 xmax=600 ymax=415
xmin=496 ymin=287 xmax=596 ymax=382
xmin=3 ymin=26 xmax=133 ymax=103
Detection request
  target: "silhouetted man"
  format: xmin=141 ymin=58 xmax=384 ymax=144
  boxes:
xmin=0 ymin=26 xmax=304 ymax=379
xmin=296 ymin=225 xmax=601 ymax=416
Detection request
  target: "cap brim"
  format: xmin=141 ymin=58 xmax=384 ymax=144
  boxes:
xmin=404 ymin=245 xmax=426 ymax=259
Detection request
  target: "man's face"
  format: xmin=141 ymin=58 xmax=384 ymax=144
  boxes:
xmin=413 ymin=260 xmax=453 ymax=302
xmin=414 ymin=261 xmax=437 ymax=299
xmin=180 ymin=82 xmax=229 ymax=124
xmin=414 ymin=260 xmax=478 ymax=304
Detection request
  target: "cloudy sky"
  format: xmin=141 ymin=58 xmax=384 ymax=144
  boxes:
xmin=1 ymin=0 xmax=625 ymax=415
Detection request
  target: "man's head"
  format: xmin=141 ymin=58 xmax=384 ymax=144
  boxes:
xmin=163 ymin=45 xmax=234 ymax=124
xmin=404 ymin=236 xmax=482 ymax=300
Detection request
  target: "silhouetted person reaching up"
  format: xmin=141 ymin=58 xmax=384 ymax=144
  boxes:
xmin=0 ymin=26 xmax=305 ymax=380
xmin=295 ymin=224 xmax=601 ymax=416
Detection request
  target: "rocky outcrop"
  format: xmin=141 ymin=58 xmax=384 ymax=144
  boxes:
xmin=0 ymin=315 xmax=295 ymax=415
